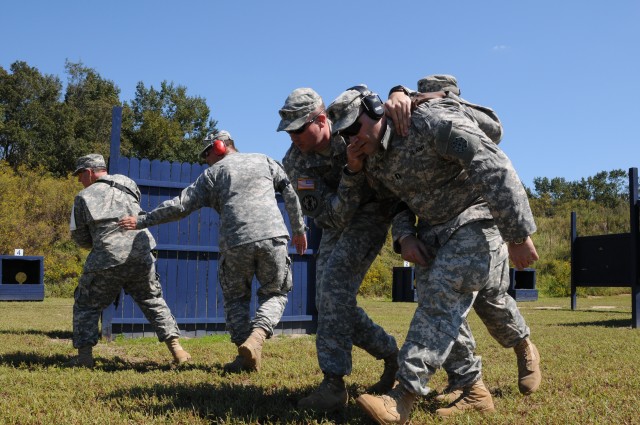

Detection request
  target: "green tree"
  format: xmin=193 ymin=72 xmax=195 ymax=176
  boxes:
xmin=60 ymin=60 xmax=121 ymax=171
xmin=0 ymin=61 xmax=65 ymax=172
xmin=533 ymin=170 xmax=627 ymax=208
xmin=122 ymin=81 xmax=217 ymax=163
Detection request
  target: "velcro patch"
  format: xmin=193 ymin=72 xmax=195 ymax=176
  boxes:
xmin=451 ymin=137 xmax=468 ymax=154
xmin=300 ymin=194 xmax=319 ymax=213
xmin=297 ymin=178 xmax=315 ymax=190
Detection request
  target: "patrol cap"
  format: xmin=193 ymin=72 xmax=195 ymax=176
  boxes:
xmin=277 ymin=88 xmax=323 ymax=132
xmin=417 ymin=74 xmax=461 ymax=95
xmin=72 ymin=154 xmax=107 ymax=175
xmin=200 ymin=130 xmax=232 ymax=158
xmin=326 ymin=87 xmax=368 ymax=135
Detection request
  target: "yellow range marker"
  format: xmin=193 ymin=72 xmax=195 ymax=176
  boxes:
xmin=15 ymin=272 xmax=27 ymax=284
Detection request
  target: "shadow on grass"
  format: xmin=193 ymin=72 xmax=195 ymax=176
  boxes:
xmin=553 ymin=308 xmax=632 ymax=328
xmin=0 ymin=351 xmax=220 ymax=374
xmin=0 ymin=351 xmax=70 ymax=368
xmin=105 ymin=382 xmax=373 ymax=424
xmin=558 ymin=318 xmax=632 ymax=328
xmin=0 ymin=329 xmax=72 ymax=339
xmin=103 ymin=382 xmax=476 ymax=423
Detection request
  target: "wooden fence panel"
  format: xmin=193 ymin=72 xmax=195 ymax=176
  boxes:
xmin=102 ymin=107 xmax=319 ymax=338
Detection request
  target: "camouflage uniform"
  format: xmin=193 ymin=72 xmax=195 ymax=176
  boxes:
xmin=412 ymin=75 xmax=532 ymax=390
xmin=136 ymin=152 xmax=306 ymax=345
xmin=70 ymin=173 xmax=181 ymax=348
xmin=282 ymin=135 xmax=398 ymax=377
xmin=329 ymin=91 xmax=536 ymax=396
xmin=416 ymin=74 xmax=503 ymax=144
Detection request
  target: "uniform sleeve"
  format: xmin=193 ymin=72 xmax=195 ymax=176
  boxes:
xmin=391 ymin=208 xmax=417 ymax=254
xmin=269 ymin=157 xmax=307 ymax=236
xmin=70 ymin=196 xmax=93 ymax=248
xmin=432 ymin=111 xmax=536 ymax=241
xmin=449 ymin=93 xmax=503 ymax=144
xmin=136 ymin=174 xmax=208 ymax=229
xmin=465 ymin=106 xmax=503 ymax=144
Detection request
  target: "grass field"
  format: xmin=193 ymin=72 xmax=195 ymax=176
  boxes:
xmin=1 ymin=295 xmax=639 ymax=424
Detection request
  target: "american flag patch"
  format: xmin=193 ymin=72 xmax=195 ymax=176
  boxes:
xmin=297 ymin=178 xmax=315 ymax=190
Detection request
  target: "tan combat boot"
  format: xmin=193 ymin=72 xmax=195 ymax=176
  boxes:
xmin=514 ymin=337 xmax=541 ymax=394
xmin=356 ymin=384 xmax=416 ymax=425
xmin=435 ymin=388 xmax=463 ymax=404
xmin=165 ymin=337 xmax=191 ymax=365
xmin=435 ymin=379 xmax=495 ymax=418
xmin=67 ymin=346 xmax=95 ymax=368
xmin=298 ymin=374 xmax=348 ymax=412
xmin=238 ymin=327 xmax=268 ymax=372
xmin=223 ymin=354 xmax=249 ymax=373
xmin=367 ymin=349 xmax=399 ymax=394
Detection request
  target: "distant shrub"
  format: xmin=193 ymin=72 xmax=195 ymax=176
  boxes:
xmin=0 ymin=162 xmax=85 ymax=296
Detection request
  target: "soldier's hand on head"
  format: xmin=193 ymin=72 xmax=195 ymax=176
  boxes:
xmin=117 ymin=216 xmax=138 ymax=231
xmin=400 ymin=235 xmax=430 ymax=267
xmin=291 ymin=233 xmax=307 ymax=255
xmin=385 ymin=91 xmax=412 ymax=137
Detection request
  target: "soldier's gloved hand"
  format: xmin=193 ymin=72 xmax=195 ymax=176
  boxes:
xmin=118 ymin=216 xmax=138 ymax=230
xmin=399 ymin=235 xmax=430 ymax=267
xmin=292 ymin=233 xmax=307 ymax=255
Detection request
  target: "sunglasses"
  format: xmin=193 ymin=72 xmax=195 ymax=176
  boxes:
xmin=287 ymin=110 xmax=324 ymax=135
xmin=338 ymin=112 xmax=364 ymax=138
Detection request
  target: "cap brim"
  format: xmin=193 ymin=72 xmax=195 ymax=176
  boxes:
xmin=277 ymin=115 xmax=311 ymax=132
xmin=72 ymin=167 xmax=84 ymax=176
xmin=200 ymin=144 xmax=212 ymax=159
xmin=330 ymin=106 xmax=361 ymax=135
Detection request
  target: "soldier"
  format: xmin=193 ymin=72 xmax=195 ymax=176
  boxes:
xmin=119 ymin=131 xmax=307 ymax=373
xmin=392 ymin=75 xmax=541 ymax=404
xmin=327 ymin=85 xmax=540 ymax=421
xmin=69 ymin=154 xmax=190 ymax=368
xmin=276 ymin=88 xmax=403 ymax=412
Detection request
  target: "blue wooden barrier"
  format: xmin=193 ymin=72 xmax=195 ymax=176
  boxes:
xmin=101 ymin=107 xmax=319 ymax=339
xmin=571 ymin=167 xmax=639 ymax=328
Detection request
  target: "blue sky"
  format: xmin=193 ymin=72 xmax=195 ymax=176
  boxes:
xmin=2 ymin=0 xmax=639 ymax=189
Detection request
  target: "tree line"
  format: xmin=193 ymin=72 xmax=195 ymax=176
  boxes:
xmin=0 ymin=60 xmax=218 ymax=176
xmin=528 ymin=170 xmax=629 ymax=209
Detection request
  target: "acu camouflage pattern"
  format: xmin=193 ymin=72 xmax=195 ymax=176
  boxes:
xmin=136 ymin=152 xmax=305 ymax=341
xmin=73 ymin=256 xmax=180 ymax=348
xmin=368 ymin=98 xmax=536 ymax=244
xmin=70 ymin=174 xmax=180 ymax=349
xmin=361 ymin=98 xmax=536 ymax=395
xmin=414 ymin=74 xmax=503 ymax=144
xmin=71 ymin=174 xmax=155 ymax=272
xmin=282 ymin=134 xmax=371 ymax=230
xmin=219 ymin=237 xmax=291 ymax=344
xmin=411 ymin=80 xmax=529 ymax=388
xmin=282 ymin=132 xmax=397 ymax=377
xmin=137 ymin=152 xmax=306 ymax=250
xmin=396 ymin=221 xmax=515 ymax=395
